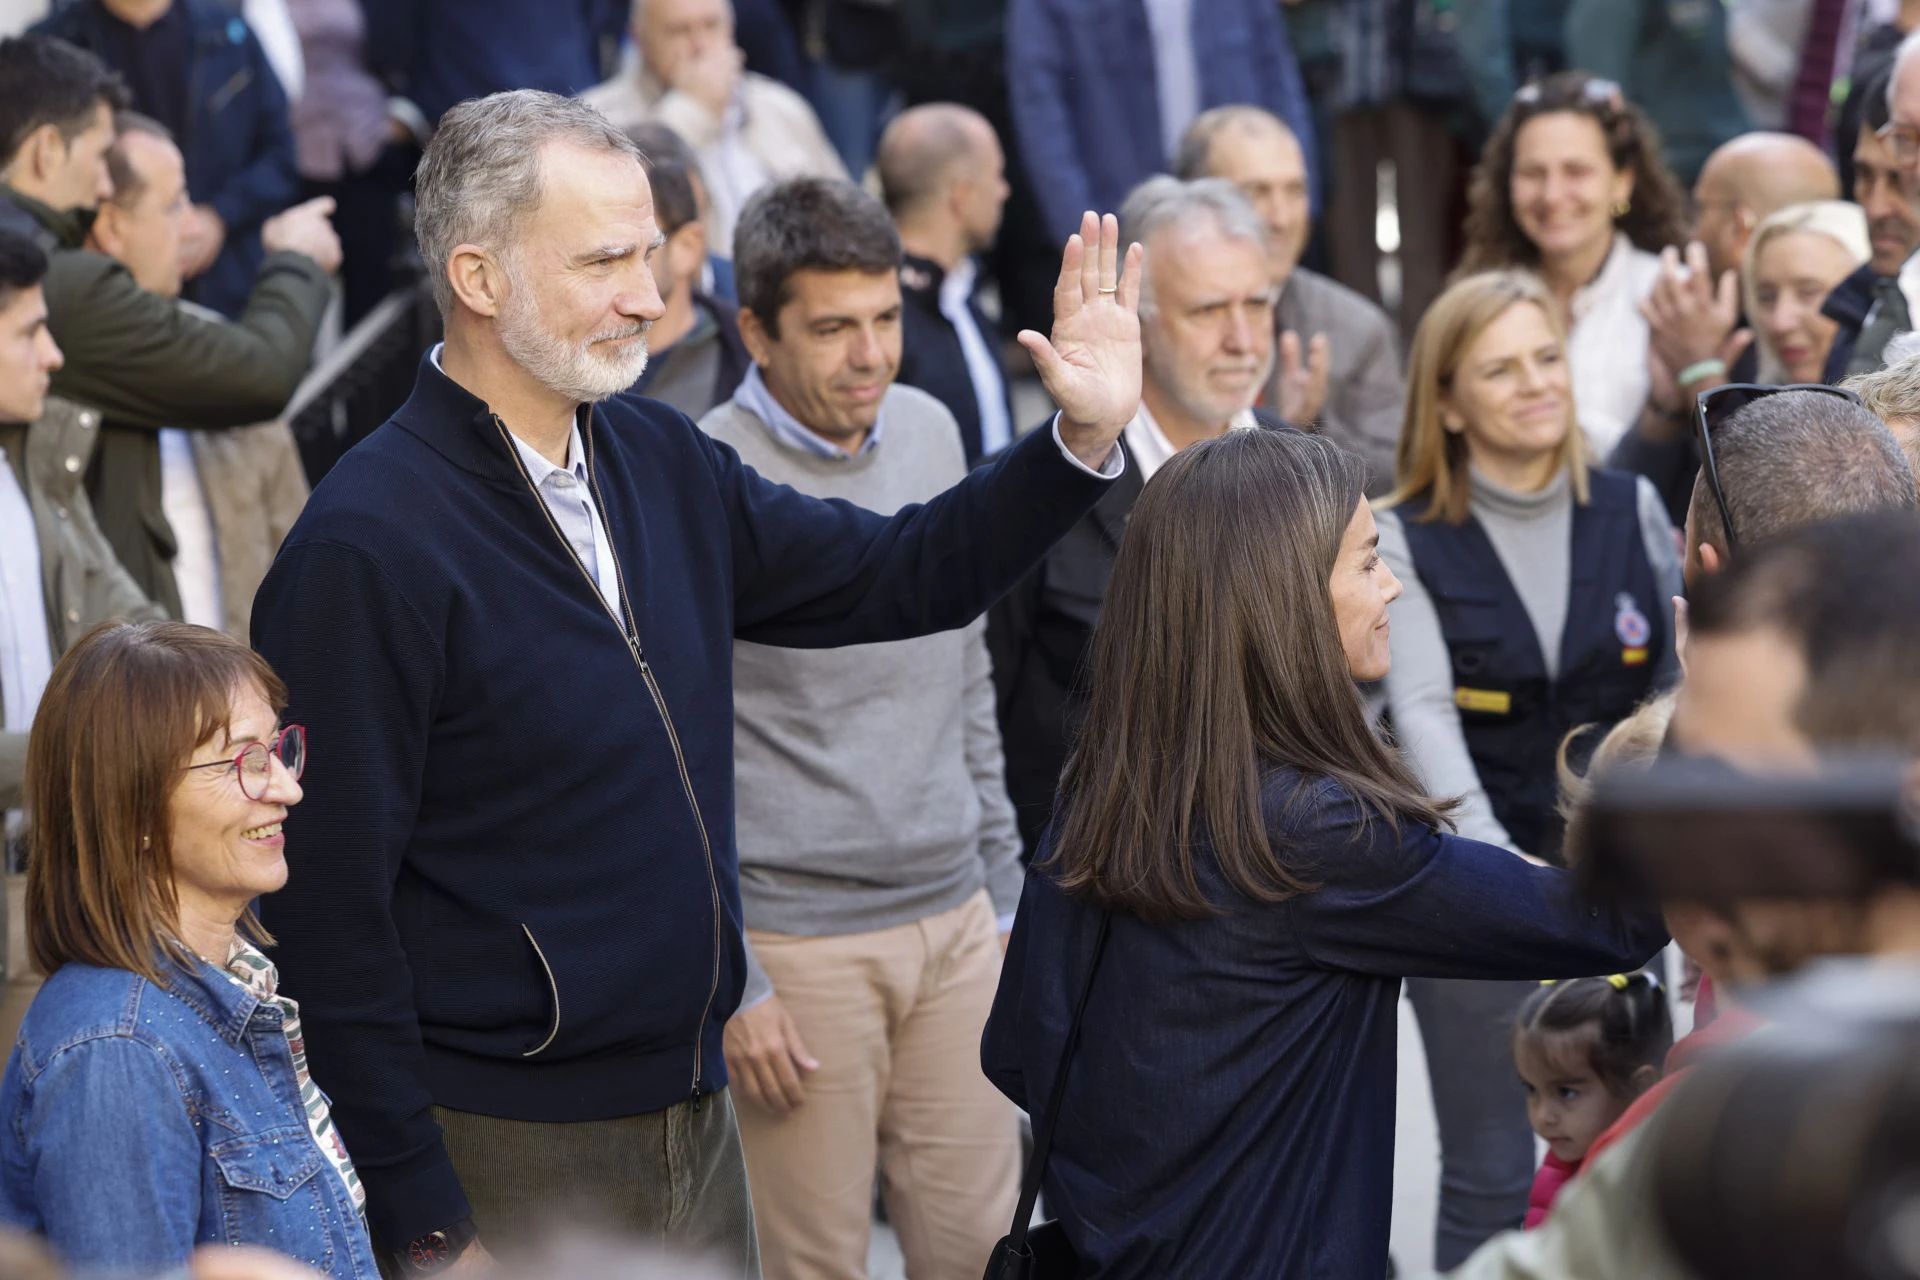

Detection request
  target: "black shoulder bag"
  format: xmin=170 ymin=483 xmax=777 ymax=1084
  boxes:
xmin=982 ymin=911 xmax=1113 ymax=1280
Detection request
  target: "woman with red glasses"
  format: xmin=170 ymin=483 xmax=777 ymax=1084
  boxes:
xmin=0 ymin=622 xmax=377 ymax=1278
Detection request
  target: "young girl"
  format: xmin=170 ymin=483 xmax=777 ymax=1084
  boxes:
xmin=1514 ymin=972 xmax=1674 ymax=1227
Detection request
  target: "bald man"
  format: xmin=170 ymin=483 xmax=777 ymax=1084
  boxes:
xmin=1175 ymin=105 xmax=1403 ymax=493
xmin=878 ymin=104 xmax=1014 ymax=464
xmin=1691 ymin=132 xmax=1840 ymax=279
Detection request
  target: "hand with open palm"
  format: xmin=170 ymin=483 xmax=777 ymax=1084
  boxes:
xmin=1019 ymin=210 xmax=1145 ymax=471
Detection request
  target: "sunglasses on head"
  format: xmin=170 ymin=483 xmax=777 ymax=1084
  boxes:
xmin=1692 ymin=383 xmax=1864 ymax=554
xmin=1514 ymin=76 xmax=1625 ymax=114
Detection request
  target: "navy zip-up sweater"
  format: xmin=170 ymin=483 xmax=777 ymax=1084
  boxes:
xmin=251 ymin=355 xmax=1112 ymax=1244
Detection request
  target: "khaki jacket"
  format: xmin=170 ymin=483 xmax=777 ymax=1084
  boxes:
xmin=0 ymin=396 xmax=165 ymax=809
xmin=190 ymin=420 xmax=310 ymax=639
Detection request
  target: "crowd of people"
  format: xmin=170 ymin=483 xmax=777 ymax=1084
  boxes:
xmin=0 ymin=2 xmax=1919 ymax=1280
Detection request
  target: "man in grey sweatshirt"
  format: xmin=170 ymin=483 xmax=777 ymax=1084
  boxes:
xmin=696 ymin=177 xmax=1023 ymax=1280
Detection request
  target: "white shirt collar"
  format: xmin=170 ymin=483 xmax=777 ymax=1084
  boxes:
xmin=1569 ymin=232 xmax=1634 ymax=321
xmin=1123 ymin=400 xmax=1257 ymax=483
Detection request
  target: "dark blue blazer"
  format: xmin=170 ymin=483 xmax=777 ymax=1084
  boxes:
xmin=38 ymin=0 xmax=300 ymax=319
xmin=1005 ymin=0 xmax=1319 ymax=238
xmin=984 ymin=773 xmax=1667 ymax=1279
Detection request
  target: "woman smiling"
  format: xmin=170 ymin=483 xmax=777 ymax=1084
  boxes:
xmin=1743 ymin=200 xmax=1870 ymax=384
xmin=1460 ymin=73 xmax=1689 ymax=459
xmin=0 ymin=622 xmax=377 ymax=1278
xmin=1375 ymin=269 xmax=1683 ymax=1266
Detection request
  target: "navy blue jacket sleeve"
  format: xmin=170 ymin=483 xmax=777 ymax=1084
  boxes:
xmin=1005 ymin=0 xmax=1096 ymax=241
xmin=204 ymin=29 xmax=301 ymax=237
xmin=250 ymin=540 xmax=469 ymax=1247
xmin=1281 ymin=782 xmax=1668 ymax=979
xmin=714 ymin=418 xmax=1113 ymax=648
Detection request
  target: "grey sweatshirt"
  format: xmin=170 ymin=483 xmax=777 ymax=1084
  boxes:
xmin=1376 ymin=468 xmax=1683 ymax=856
xmin=698 ymin=385 xmax=1024 ymax=1007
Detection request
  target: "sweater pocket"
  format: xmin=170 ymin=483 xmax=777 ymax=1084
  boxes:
xmin=519 ymin=925 xmax=561 ymax=1058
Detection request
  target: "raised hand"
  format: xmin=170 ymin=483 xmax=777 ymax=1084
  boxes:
xmin=1019 ymin=210 xmax=1143 ymax=471
xmin=1275 ymin=329 xmax=1331 ymax=426
xmin=1641 ymin=241 xmax=1749 ymax=389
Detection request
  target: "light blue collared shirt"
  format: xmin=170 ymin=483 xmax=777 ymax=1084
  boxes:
xmin=732 ymin=363 xmax=883 ymax=459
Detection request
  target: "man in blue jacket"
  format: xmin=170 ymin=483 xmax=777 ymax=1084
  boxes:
xmin=250 ymin=89 xmax=1141 ymax=1276
xmin=34 ymin=0 xmax=300 ymax=319
xmin=1006 ymin=0 xmax=1318 ymax=242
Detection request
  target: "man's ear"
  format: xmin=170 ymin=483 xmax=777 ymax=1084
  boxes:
xmin=16 ymin=124 xmax=61 ymax=186
xmin=736 ymin=303 xmax=773 ymax=367
xmin=670 ymin=220 xmax=707 ymax=276
xmin=87 ymin=201 xmax=122 ymax=256
xmin=1698 ymin=541 xmax=1725 ymax=576
xmin=446 ymin=244 xmax=509 ymax=318
xmin=1628 ymin=1063 xmax=1660 ymax=1096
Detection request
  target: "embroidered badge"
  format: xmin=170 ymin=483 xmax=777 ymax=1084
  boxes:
xmin=1454 ymin=687 xmax=1512 ymax=715
xmin=1615 ymin=592 xmax=1652 ymax=666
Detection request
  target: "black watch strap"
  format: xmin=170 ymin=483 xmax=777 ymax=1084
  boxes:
xmin=398 ymin=1217 xmax=478 ymax=1274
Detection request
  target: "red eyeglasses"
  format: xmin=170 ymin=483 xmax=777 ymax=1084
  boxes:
xmin=183 ymin=725 xmax=307 ymax=801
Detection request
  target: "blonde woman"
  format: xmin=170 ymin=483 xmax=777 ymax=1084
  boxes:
xmin=1742 ymin=200 xmax=1871 ymax=384
xmin=1374 ymin=269 xmax=1683 ymax=1266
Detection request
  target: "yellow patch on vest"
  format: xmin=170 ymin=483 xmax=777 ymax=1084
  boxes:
xmin=1454 ymin=687 xmax=1512 ymax=715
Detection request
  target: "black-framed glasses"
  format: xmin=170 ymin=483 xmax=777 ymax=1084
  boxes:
xmin=183 ymin=725 xmax=307 ymax=801
xmin=1693 ymin=383 xmax=1865 ymax=554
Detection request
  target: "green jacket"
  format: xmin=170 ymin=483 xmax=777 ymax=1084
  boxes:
xmin=0 ymin=186 xmax=331 ymax=617
xmin=0 ymin=396 xmax=165 ymax=810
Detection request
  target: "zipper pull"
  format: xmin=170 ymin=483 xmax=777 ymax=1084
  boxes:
xmin=690 ymin=1081 xmax=703 ymax=1113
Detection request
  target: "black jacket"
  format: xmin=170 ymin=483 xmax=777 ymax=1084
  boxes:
xmin=897 ymin=253 xmax=1012 ymax=465
xmin=1821 ymin=260 xmax=1883 ymax=381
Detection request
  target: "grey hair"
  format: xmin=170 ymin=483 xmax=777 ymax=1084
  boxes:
xmin=414 ymin=90 xmax=643 ymax=315
xmin=1842 ymin=336 xmax=1920 ymax=478
xmin=1172 ymin=104 xmax=1295 ymax=181
xmin=1118 ymin=175 xmax=1270 ymax=313
xmin=1891 ymin=28 xmax=1920 ymax=117
xmin=1687 ymin=389 xmax=1918 ymax=558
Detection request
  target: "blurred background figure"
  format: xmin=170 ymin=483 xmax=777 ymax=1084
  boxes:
xmin=1460 ymin=73 xmax=1690 ymax=459
xmin=877 ymin=103 xmax=1013 ymax=466
xmin=284 ymin=0 xmax=419 ymax=327
xmin=1177 ymin=103 xmax=1404 ymax=492
xmin=582 ymin=0 xmax=844 ymax=257
xmin=34 ymin=0 xmax=301 ymax=319
xmin=1828 ymin=67 xmax=1920 ymax=378
xmin=1005 ymin=0 xmax=1317 ymax=245
xmin=623 ymin=121 xmax=748 ymax=421
xmin=1564 ymin=0 xmax=1749 ymax=186
xmin=1741 ymin=200 xmax=1870 ymax=384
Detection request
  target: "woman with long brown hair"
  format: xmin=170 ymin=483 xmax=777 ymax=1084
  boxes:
xmin=981 ymin=428 xmax=1665 ymax=1279
xmin=1459 ymin=72 xmax=1689 ymax=458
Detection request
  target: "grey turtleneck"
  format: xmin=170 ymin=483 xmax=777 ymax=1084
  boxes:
xmin=1375 ymin=468 xmax=1683 ymax=856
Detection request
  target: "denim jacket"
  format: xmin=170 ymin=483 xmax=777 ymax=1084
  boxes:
xmin=0 ymin=956 xmax=379 ymax=1278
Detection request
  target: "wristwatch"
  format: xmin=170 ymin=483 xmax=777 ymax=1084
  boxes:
xmin=398 ymin=1218 xmax=478 ymax=1274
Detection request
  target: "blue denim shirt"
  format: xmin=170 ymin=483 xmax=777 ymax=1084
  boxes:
xmin=0 ymin=956 xmax=379 ymax=1277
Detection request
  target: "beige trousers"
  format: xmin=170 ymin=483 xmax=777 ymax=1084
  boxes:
xmin=735 ymin=890 xmax=1020 ymax=1280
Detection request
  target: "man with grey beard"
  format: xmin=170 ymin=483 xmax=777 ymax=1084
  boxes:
xmin=990 ymin=174 xmax=1284 ymax=857
xmin=250 ymin=90 xmax=1144 ymax=1277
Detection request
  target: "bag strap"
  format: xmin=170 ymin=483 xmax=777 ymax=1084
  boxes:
xmin=1005 ymin=909 xmax=1113 ymax=1253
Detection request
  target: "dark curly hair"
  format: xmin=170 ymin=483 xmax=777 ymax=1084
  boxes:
xmin=1459 ymin=71 xmax=1689 ymax=276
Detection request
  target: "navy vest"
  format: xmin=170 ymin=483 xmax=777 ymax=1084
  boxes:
xmin=1398 ymin=470 xmax=1666 ymax=862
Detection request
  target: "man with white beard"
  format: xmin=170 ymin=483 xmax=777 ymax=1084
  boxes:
xmin=990 ymin=175 xmax=1285 ymax=857
xmin=249 ymin=90 xmax=1143 ymax=1277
